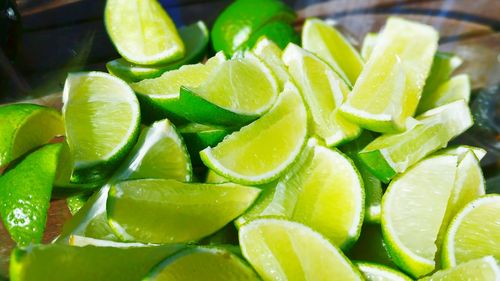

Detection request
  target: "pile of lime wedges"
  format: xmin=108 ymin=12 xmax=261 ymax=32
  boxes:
xmin=0 ymin=0 xmax=498 ymax=280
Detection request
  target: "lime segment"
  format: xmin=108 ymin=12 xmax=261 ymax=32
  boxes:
xmin=361 ymin=32 xmax=378 ymax=61
xmin=178 ymin=123 xmax=231 ymax=166
xmin=355 ymin=262 xmax=412 ymax=281
xmin=105 ymin=0 xmax=184 ymax=65
xmin=417 ymin=74 xmax=470 ymax=114
xmin=340 ymin=17 xmax=438 ymax=132
xmin=239 ymin=218 xmax=364 ymax=281
xmin=420 ymin=256 xmax=500 ymax=281
xmin=252 ymin=37 xmax=290 ymax=88
xmin=200 ymin=82 xmax=308 ymax=185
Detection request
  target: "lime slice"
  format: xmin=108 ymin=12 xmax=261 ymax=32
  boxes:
xmin=340 ymin=131 xmax=383 ymax=224
xmin=68 ymin=235 xmax=151 ymax=247
xmin=340 ymin=17 xmax=438 ymax=132
xmin=442 ymin=195 xmax=500 ymax=267
xmin=9 ymin=242 xmax=183 ymax=281
xmin=348 ymin=224 xmax=396 ymax=268
xmin=251 ymin=37 xmax=290 ymax=88
xmin=58 ymin=118 xmax=192 ymax=242
xmin=421 ymin=256 xmax=500 ymax=281
xmin=361 ymin=32 xmax=378 ymax=61
xmin=200 ymin=82 xmax=308 ymax=185
xmin=0 ymin=143 xmax=61 ymax=246
xmin=355 ymin=262 xmax=412 ymax=281
xmin=62 ymin=71 xmax=140 ymax=184
xmin=106 ymin=21 xmax=209 ymax=82
xmin=66 ymin=192 xmax=91 ymax=215
xmin=178 ymin=53 xmax=278 ymax=126
xmin=359 ymin=100 xmax=473 ymax=183
xmin=381 ymin=155 xmax=458 ymax=278
xmin=283 ymin=43 xmax=361 ymax=146
xmin=205 ymin=169 xmax=229 ymax=184
xmin=417 ymin=74 xmax=470 ymax=114
xmin=131 ymin=52 xmax=226 ymax=123
xmin=143 ymin=247 xmax=260 ymax=281
xmin=0 ymin=103 xmax=63 ymax=168
xmin=239 ymin=218 xmax=364 ymax=281
xmin=302 ymin=18 xmax=363 ymax=86
xmin=178 ymin=123 xmax=231 ymax=166
xmin=104 ymin=0 xmax=184 ymax=65
xmin=107 ymin=179 xmax=260 ymax=243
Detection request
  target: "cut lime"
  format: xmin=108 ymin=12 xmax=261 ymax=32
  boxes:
xmin=381 ymin=155 xmax=458 ymax=278
xmin=239 ymin=218 xmax=364 ymax=281
xmin=0 ymin=143 xmax=61 ymax=246
xmin=245 ymin=20 xmax=300 ymax=52
xmin=178 ymin=123 xmax=231 ymax=166
xmin=105 ymin=0 xmax=184 ymax=65
xmin=442 ymin=195 xmax=500 ymax=267
xmin=9 ymin=242 xmax=183 ymax=281
xmin=340 ymin=17 xmax=438 ymax=132
xmin=302 ymin=18 xmax=363 ymax=86
xmin=361 ymin=32 xmax=378 ymax=61
xmin=205 ymin=169 xmax=229 ymax=184
xmin=417 ymin=74 xmax=470 ymax=114
xmin=178 ymin=53 xmax=278 ymax=126
xmin=66 ymin=192 xmax=91 ymax=215
xmin=359 ymin=100 xmax=473 ymax=183
xmin=131 ymin=52 xmax=226 ymax=123
xmin=62 ymin=71 xmax=140 ymax=184
xmin=420 ymin=256 xmax=500 ymax=281
xmin=355 ymin=262 xmax=412 ymax=281
xmin=68 ymin=235 xmax=150 ymax=247
xmin=251 ymin=37 xmax=290 ymax=88
xmin=143 ymin=247 xmax=260 ymax=281
xmin=107 ymin=179 xmax=260 ymax=243
xmin=0 ymin=103 xmax=63 ymax=168
xmin=58 ymin=118 xmax=192 ymax=242
xmin=106 ymin=21 xmax=209 ymax=82
xmin=436 ymin=144 xmax=487 ymax=161
xmin=200 ymin=82 xmax=307 ymax=185
xmin=283 ymin=43 xmax=361 ymax=146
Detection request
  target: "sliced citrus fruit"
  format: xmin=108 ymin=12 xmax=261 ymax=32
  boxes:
xmin=245 ymin=20 xmax=300 ymax=52
xmin=66 ymin=192 xmax=91 ymax=215
xmin=0 ymin=103 xmax=63 ymax=168
xmin=340 ymin=17 xmax=438 ymax=132
xmin=68 ymin=235 xmax=149 ymax=247
xmin=359 ymin=100 xmax=473 ymax=183
xmin=436 ymin=145 xmax=487 ymax=161
xmin=302 ymin=18 xmax=363 ymax=86
xmin=200 ymin=82 xmax=307 ymax=185
xmin=107 ymin=179 xmax=260 ymax=243
xmin=283 ymin=43 xmax=361 ymax=146
xmin=361 ymin=32 xmax=378 ymax=61
xmin=251 ymin=36 xmax=290 ymax=88
xmin=355 ymin=262 xmax=412 ymax=281
xmin=0 ymin=143 xmax=61 ymax=246
xmin=417 ymin=74 xmax=470 ymax=114
xmin=381 ymin=155 xmax=458 ymax=278
xmin=143 ymin=246 xmax=260 ymax=281
xmin=239 ymin=218 xmax=364 ymax=281
xmin=105 ymin=0 xmax=184 ymax=65
xmin=421 ymin=256 xmax=500 ymax=281
xmin=62 ymin=71 xmax=140 ymax=184
xmin=205 ymin=169 xmax=229 ymax=184
xmin=178 ymin=123 xmax=231 ymax=166
xmin=442 ymin=195 xmax=500 ymax=267
xmin=106 ymin=21 xmax=209 ymax=82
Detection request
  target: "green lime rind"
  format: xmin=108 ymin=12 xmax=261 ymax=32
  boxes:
xmin=421 ymin=256 xmax=500 ymax=281
xmin=104 ymin=0 xmax=184 ymax=65
xmin=66 ymin=192 xmax=92 ymax=215
xmin=143 ymin=246 xmax=260 ymax=281
xmin=435 ymin=144 xmax=487 ymax=161
xmin=0 ymin=103 xmax=63 ymax=168
xmin=355 ymin=261 xmax=413 ymax=281
xmin=244 ymin=20 xmax=299 ymax=52
xmin=348 ymin=224 xmax=396 ymax=268
xmin=9 ymin=242 xmax=183 ymax=281
xmin=251 ymin=37 xmax=290 ymax=88
xmin=358 ymin=150 xmax=397 ymax=184
xmin=0 ymin=143 xmax=62 ymax=246
xmin=106 ymin=21 xmax=209 ymax=83
xmin=107 ymin=179 xmax=260 ymax=244
xmin=417 ymin=74 xmax=470 ymax=114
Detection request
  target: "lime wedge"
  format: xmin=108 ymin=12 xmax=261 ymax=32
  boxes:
xmin=178 ymin=123 xmax=231 ymax=166
xmin=283 ymin=43 xmax=361 ymax=146
xmin=106 ymin=21 xmax=209 ymax=82
xmin=0 ymin=143 xmax=61 ymax=246
xmin=105 ymin=0 xmax=184 ymax=65
xmin=442 ymin=195 xmax=500 ymax=267
xmin=340 ymin=17 xmax=438 ymax=132
xmin=381 ymin=155 xmax=458 ymax=278
xmin=361 ymin=32 xmax=378 ymax=61
xmin=200 ymin=82 xmax=307 ymax=185
xmin=9 ymin=242 xmax=183 ymax=281
xmin=58 ymin=118 xmax=192 ymax=242
xmin=131 ymin=52 xmax=226 ymax=123
xmin=178 ymin=53 xmax=278 ymax=126
xmin=355 ymin=262 xmax=412 ymax=281
xmin=68 ymin=235 xmax=149 ymax=247
xmin=0 ymin=103 xmax=63 ymax=168
xmin=66 ymin=192 xmax=91 ymax=215
xmin=417 ymin=74 xmax=470 ymax=114
xmin=245 ymin=20 xmax=299 ymax=52
xmin=205 ymin=169 xmax=229 ymax=184
xmin=143 ymin=247 xmax=260 ymax=281
xmin=302 ymin=18 xmax=363 ymax=86
xmin=359 ymin=100 xmax=473 ymax=183
xmin=107 ymin=179 xmax=260 ymax=243
xmin=436 ymin=144 xmax=487 ymax=161
xmin=62 ymin=71 xmax=140 ymax=184
xmin=239 ymin=218 xmax=364 ymax=281
xmin=252 ymin=37 xmax=290 ymax=88
xmin=420 ymin=256 xmax=500 ymax=281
